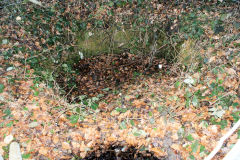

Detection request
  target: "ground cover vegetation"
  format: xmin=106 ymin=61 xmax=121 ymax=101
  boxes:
xmin=0 ymin=0 xmax=240 ymax=159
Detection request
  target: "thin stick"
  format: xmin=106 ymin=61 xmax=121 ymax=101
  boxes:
xmin=204 ymin=118 xmax=240 ymax=160
xmin=209 ymin=92 xmax=232 ymax=106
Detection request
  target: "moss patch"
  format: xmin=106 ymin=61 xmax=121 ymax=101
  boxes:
xmin=77 ymin=27 xmax=136 ymax=57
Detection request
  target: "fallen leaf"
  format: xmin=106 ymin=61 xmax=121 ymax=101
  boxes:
xmin=71 ymin=141 xmax=80 ymax=149
xmin=132 ymin=100 xmax=146 ymax=108
xmin=39 ymin=147 xmax=49 ymax=155
xmin=150 ymin=147 xmax=167 ymax=157
xmin=207 ymin=125 xmax=219 ymax=135
xmin=53 ymin=136 xmax=59 ymax=144
xmin=62 ymin=142 xmax=71 ymax=150
xmin=171 ymin=143 xmax=182 ymax=152
xmin=182 ymin=112 xmax=197 ymax=122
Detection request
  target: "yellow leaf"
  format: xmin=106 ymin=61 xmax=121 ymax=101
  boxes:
xmin=151 ymin=147 xmax=167 ymax=157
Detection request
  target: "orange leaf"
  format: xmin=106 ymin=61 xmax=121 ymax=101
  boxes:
xmin=39 ymin=147 xmax=49 ymax=155
xmin=151 ymin=147 xmax=167 ymax=157
xmin=132 ymin=100 xmax=146 ymax=108
xmin=62 ymin=142 xmax=71 ymax=150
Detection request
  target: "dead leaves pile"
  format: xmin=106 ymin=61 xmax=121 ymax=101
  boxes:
xmin=57 ymin=53 xmax=166 ymax=102
xmin=1 ymin=45 xmax=240 ymax=159
xmin=0 ymin=1 xmax=240 ymax=160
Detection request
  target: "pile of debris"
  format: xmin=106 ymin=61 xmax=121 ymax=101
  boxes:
xmin=57 ymin=53 xmax=167 ymax=102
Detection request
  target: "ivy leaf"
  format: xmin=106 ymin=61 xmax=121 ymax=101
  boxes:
xmin=34 ymin=91 xmax=39 ymax=96
xmin=174 ymin=81 xmax=180 ymax=88
xmin=185 ymin=91 xmax=192 ymax=98
xmin=90 ymin=103 xmax=98 ymax=110
xmin=232 ymin=102 xmax=239 ymax=108
xmin=186 ymin=134 xmax=194 ymax=141
xmin=69 ymin=115 xmax=79 ymax=124
xmin=102 ymin=88 xmax=110 ymax=92
xmin=0 ymin=83 xmax=4 ymax=93
xmin=120 ymin=121 xmax=127 ymax=129
xmin=130 ymin=120 xmax=135 ymax=126
xmin=209 ymin=108 xmax=225 ymax=118
xmin=191 ymin=141 xmax=199 ymax=153
xmin=186 ymin=98 xmax=191 ymax=108
xmin=200 ymin=145 xmax=205 ymax=153
xmin=192 ymin=95 xmax=199 ymax=107
xmin=22 ymin=153 xmax=31 ymax=159
xmin=6 ymin=121 xmax=13 ymax=127
xmin=132 ymin=128 xmax=147 ymax=137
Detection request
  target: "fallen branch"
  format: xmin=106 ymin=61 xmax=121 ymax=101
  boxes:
xmin=204 ymin=118 xmax=240 ymax=160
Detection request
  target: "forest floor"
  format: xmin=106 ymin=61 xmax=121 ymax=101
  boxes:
xmin=0 ymin=1 xmax=240 ymax=160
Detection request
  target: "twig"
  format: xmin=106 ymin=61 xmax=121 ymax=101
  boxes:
xmin=204 ymin=118 xmax=240 ymax=160
xmin=56 ymin=104 xmax=81 ymax=119
xmin=58 ymin=85 xmax=76 ymax=104
xmin=209 ymin=92 xmax=232 ymax=106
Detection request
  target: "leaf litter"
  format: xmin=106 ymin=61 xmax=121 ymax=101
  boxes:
xmin=0 ymin=1 xmax=240 ymax=160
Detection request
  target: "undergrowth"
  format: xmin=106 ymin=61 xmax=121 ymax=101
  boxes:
xmin=1 ymin=0 xmax=239 ymax=117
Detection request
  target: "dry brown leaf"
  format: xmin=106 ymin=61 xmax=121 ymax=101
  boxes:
xmin=39 ymin=147 xmax=49 ymax=155
xmin=226 ymin=68 xmax=236 ymax=76
xmin=62 ymin=142 xmax=71 ymax=150
xmin=53 ymin=136 xmax=59 ymax=144
xmin=71 ymin=141 xmax=81 ymax=149
xmin=224 ymin=78 xmax=238 ymax=89
xmin=149 ymin=127 xmax=166 ymax=138
xmin=228 ymin=133 xmax=238 ymax=145
xmin=171 ymin=143 xmax=182 ymax=152
xmin=171 ymin=133 xmax=179 ymax=141
xmin=118 ymin=110 xmax=132 ymax=120
xmin=132 ymin=99 xmax=146 ymax=108
xmin=150 ymin=147 xmax=167 ymax=157
xmin=209 ymin=56 xmax=216 ymax=63
xmin=207 ymin=125 xmax=219 ymax=135
xmin=125 ymin=95 xmax=135 ymax=101
xmin=80 ymin=152 xmax=87 ymax=158
xmin=26 ymin=104 xmax=39 ymax=111
xmin=182 ymin=112 xmax=197 ymax=122
xmin=107 ymin=135 xmax=117 ymax=142
xmin=167 ymin=121 xmax=182 ymax=132
xmin=125 ymin=135 xmax=138 ymax=146
xmin=80 ymin=141 xmax=87 ymax=152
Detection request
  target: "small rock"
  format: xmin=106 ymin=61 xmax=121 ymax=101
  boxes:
xmin=4 ymin=135 xmax=13 ymax=144
xmin=29 ymin=122 xmax=39 ymax=128
xmin=16 ymin=16 xmax=21 ymax=21
xmin=9 ymin=142 xmax=22 ymax=160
